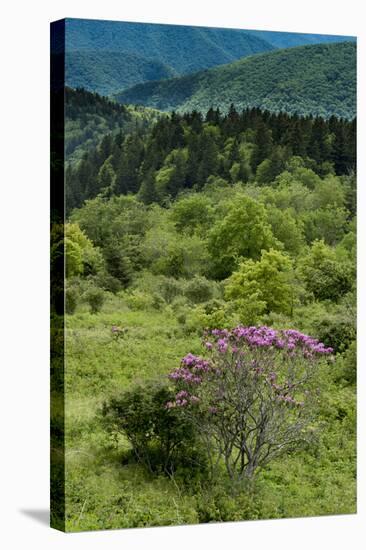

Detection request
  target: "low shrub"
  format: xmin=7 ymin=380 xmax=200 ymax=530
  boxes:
xmin=95 ymin=272 xmax=122 ymax=294
xmin=313 ymin=314 xmax=355 ymax=354
xmin=195 ymin=485 xmax=260 ymax=523
xmin=124 ymin=290 xmax=154 ymax=311
xmin=84 ymin=287 xmax=105 ymax=314
xmin=182 ymin=302 xmax=239 ymax=334
xmin=167 ymin=326 xmax=333 ymax=481
xmin=157 ymin=276 xmax=185 ymax=304
xmin=65 ymin=286 xmax=78 ymax=315
xmin=184 ymin=276 xmax=214 ymax=304
xmin=335 ymin=341 xmax=356 ymax=384
xmin=102 ymin=381 xmax=207 ymax=476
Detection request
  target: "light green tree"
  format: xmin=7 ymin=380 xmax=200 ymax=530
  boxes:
xmin=266 ymin=205 xmax=305 ymax=255
xmin=208 ymin=195 xmax=277 ymax=279
xmin=170 ymin=194 xmax=214 ymax=236
xmin=97 ymin=157 xmax=116 ymax=197
xmin=65 ymin=223 xmax=104 ymax=278
xmin=297 ymin=240 xmax=353 ymax=301
xmin=225 ymin=249 xmax=297 ymax=323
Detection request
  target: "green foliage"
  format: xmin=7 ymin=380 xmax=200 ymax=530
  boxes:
xmin=338 ymin=341 xmax=356 ymax=384
xmin=301 ymin=206 xmax=348 ymax=245
xmin=71 ymin=196 xmax=149 ymax=285
xmin=116 ymin=42 xmax=356 ymax=120
xmin=266 ymin=205 xmax=305 ymax=255
xmin=84 ymin=287 xmax=106 ymax=314
xmin=170 ymin=194 xmax=214 ymax=236
xmin=62 ymin=62 xmax=356 ymax=529
xmin=141 ymin=215 xmax=209 ymax=279
xmin=102 ymin=381 xmax=205 ymax=475
xmin=103 ymin=240 xmax=133 ymax=288
xmin=64 ymin=299 xmax=356 ymax=530
xmin=65 ymin=286 xmax=78 ymax=315
xmin=66 ymin=19 xmax=275 ymax=84
xmin=67 ymin=106 xmax=356 ymax=211
xmin=311 ymin=295 xmax=356 ymax=354
xmin=298 ymin=240 xmax=353 ymax=301
xmin=255 ymin=146 xmax=288 ymax=184
xmin=194 ymin=485 xmax=260 ymax=523
xmin=184 ymin=276 xmax=215 ymax=304
xmin=208 ymin=195 xmax=277 ymax=279
xmin=124 ymin=290 xmax=155 ymax=311
xmin=225 ymin=249 xmax=296 ymax=322
xmin=97 ymin=158 xmax=116 ymax=196
xmin=65 ymin=222 xmax=104 ymax=278
xmin=65 ymin=88 xmax=161 ymax=166
xmin=66 ymin=51 xmax=175 ymax=96
xmin=262 ymin=178 xmax=312 ymax=213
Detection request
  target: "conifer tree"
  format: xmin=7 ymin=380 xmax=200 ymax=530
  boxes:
xmin=250 ymin=120 xmax=273 ymax=172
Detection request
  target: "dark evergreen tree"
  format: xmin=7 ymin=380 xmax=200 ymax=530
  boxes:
xmin=138 ymin=170 xmax=158 ymax=205
xmin=205 ymin=107 xmax=221 ymax=125
xmin=250 ymin=120 xmax=273 ymax=172
xmin=66 ymin=105 xmax=356 ymax=206
xmin=223 ymin=104 xmax=241 ymax=136
xmin=196 ymin=131 xmax=219 ymax=187
xmin=115 ymin=134 xmax=144 ymax=194
xmin=307 ymin=117 xmax=331 ymax=166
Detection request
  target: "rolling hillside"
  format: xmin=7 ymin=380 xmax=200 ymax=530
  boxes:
xmin=65 ymin=18 xmax=275 ymax=76
xmin=65 ymin=87 xmax=162 ymax=164
xmin=114 ymin=41 xmax=356 ymax=119
xmin=244 ymin=29 xmax=356 ymax=48
xmin=66 ymin=51 xmax=176 ymax=96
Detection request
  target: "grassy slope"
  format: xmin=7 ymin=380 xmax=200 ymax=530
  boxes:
xmin=65 ymin=297 xmax=201 ymax=531
xmin=64 ymin=294 xmax=356 ymax=531
xmin=115 ymin=42 xmax=356 ymax=119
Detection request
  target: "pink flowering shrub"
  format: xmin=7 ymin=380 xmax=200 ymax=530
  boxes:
xmin=167 ymin=325 xmax=333 ymax=480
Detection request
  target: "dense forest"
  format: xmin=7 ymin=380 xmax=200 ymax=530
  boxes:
xmin=243 ymin=29 xmax=356 ymax=48
xmin=65 ymin=19 xmax=275 ymax=75
xmin=66 ymin=101 xmax=356 ymax=211
xmin=65 ymin=87 xmax=161 ymax=163
xmin=53 ymin=24 xmax=357 ymax=531
xmin=60 ymin=98 xmax=356 ymax=530
xmin=115 ymin=42 xmax=356 ymax=119
xmin=64 ymin=19 xmax=355 ymax=96
xmin=66 ymin=51 xmax=176 ymax=96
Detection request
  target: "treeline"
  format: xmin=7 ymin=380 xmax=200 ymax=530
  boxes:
xmin=65 ymin=87 xmax=162 ymax=164
xmin=66 ymin=105 xmax=356 ymax=211
xmin=66 ymin=51 xmax=175 ymax=96
xmin=66 ymin=87 xmax=127 ymax=120
xmin=114 ymin=42 xmax=356 ymax=120
xmin=65 ymin=167 xmax=356 ymax=361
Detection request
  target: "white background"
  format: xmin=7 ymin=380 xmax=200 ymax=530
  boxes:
xmin=0 ymin=0 xmax=365 ymax=548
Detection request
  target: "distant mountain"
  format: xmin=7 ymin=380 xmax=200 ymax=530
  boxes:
xmin=244 ymin=29 xmax=356 ymax=49
xmin=66 ymin=51 xmax=176 ymax=96
xmin=115 ymin=42 xmax=356 ymax=120
xmin=65 ymin=87 xmax=162 ymax=164
xmin=64 ymin=19 xmax=355 ymax=97
xmin=65 ymin=18 xmax=275 ymax=77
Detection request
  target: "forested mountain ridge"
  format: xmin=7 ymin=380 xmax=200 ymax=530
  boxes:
xmin=244 ymin=29 xmax=355 ymax=48
xmin=60 ymin=21 xmax=357 ymax=530
xmin=66 ymin=105 xmax=356 ymax=213
xmin=65 ymin=18 xmax=275 ymax=76
xmin=66 ymin=50 xmax=177 ymax=96
xmin=65 ymin=87 xmax=163 ymax=164
xmin=64 ymin=19 xmax=355 ymax=100
xmin=115 ymin=42 xmax=356 ymax=120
